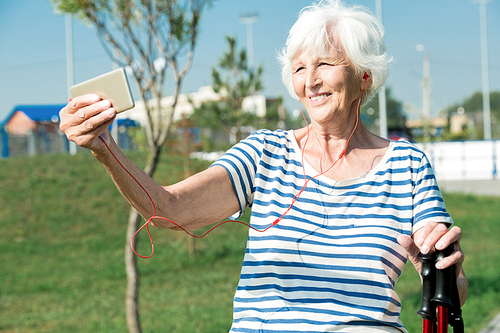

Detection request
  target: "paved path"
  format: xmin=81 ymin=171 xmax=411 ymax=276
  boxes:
xmin=478 ymin=313 xmax=500 ymax=333
xmin=439 ymin=179 xmax=500 ymax=197
xmin=437 ymin=179 xmax=500 ymax=332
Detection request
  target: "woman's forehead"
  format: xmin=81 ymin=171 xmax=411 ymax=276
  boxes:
xmin=292 ymin=45 xmax=344 ymax=63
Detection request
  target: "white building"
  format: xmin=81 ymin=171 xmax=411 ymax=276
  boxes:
xmin=118 ymin=85 xmax=267 ymax=125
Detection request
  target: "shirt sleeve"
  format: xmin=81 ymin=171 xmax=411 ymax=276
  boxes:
xmin=412 ymin=151 xmax=453 ymax=234
xmin=210 ymin=131 xmax=264 ymax=219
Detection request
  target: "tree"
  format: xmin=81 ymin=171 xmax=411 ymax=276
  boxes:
xmin=444 ymin=91 xmax=500 ymax=115
xmin=442 ymin=91 xmax=500 ymax=139
xmin=361 ymin=87 xmax=407 ymax=134
xmin=190 ymin=36 xmax=264 ymax=145
xmin=50 ymin=1 xmax=211 ymax=332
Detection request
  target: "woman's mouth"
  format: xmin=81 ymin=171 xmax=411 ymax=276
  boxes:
xmin=309 ymin=93 xmax=331 ymax=102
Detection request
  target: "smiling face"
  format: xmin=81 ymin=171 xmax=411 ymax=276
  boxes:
xmin=291 ymin=45 xmax=362 ymax=130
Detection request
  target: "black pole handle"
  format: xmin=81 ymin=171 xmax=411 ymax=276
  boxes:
xmin=432 ymin=244 xmax=455 ymax=308
xmin=417 ymin=252 xmax=437 ymax=321
xmin=417 ymin=244 xmax=465 ymax=331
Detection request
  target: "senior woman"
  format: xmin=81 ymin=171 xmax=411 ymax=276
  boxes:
xmin=60 ymin=0 xmax=467 ymax=331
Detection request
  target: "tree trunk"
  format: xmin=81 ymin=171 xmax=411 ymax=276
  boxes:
xmin=124 ymin=144 xmax=162 ymax=333
xmin=145 ymin=144 xmax=162 ymax=176
xmin=125 ymin=207 xmax=142 ymax=333
xmin=182 ymin=115 xmax=195 ymax=256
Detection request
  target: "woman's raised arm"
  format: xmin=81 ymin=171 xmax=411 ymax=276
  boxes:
xmin=59 ymin=94 xmax=240 ymax=230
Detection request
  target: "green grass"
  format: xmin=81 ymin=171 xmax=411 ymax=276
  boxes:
xmin=1 ymin=151 xmax=499 ymax=332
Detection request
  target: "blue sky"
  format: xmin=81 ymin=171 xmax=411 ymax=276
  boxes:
xmin=1 ymin=0 xmax=499 ymax=122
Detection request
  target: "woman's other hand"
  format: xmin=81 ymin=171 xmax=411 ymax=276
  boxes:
xmin=397 ymin=221 xmax=468 ymax=305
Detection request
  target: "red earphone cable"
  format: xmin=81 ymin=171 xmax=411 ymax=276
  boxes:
xmin=100 ymin=75 xmax=367 ymax=258
xmin=99 ymin=138 xmax=281 ymax=258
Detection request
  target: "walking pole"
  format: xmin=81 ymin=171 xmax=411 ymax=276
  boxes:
xmin=436 ymin=245 xmax=465 ymax=333
xmin=431 ymin=244 xmax=465 ymax=333
xmin=437 ymin=307 xmax=449 ymax=333
xmin=432 ymin=246 xmax=454 ymax=333
xmin=449 ymin=277 xmax=464 ymax=333
xmin=449 ymin=261 xmax=464 ymax=333
xmin=417 ymin=244 xmax=465 ymax=333
xmin=418 ymin=252 xmax=437 ymax=333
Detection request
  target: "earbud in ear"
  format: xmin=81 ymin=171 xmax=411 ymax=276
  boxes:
xmin=363 ymin=72 xmax=369 ymax=81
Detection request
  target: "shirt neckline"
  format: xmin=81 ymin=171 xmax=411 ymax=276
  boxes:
xmin=287 ymin=129 xmax=397 ymax=186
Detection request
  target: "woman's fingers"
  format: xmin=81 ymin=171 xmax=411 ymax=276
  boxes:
xmin=415 ymin=221 xmax=450 ymax=254
xmin=397 ymin=234 xmax=422 ymax=272
xmin=435 ymin=226 xmax=462 ymax=251
xmin=65 ymin=94 xmax=100 ymax=114
xmin=74 ymin=100 xmax=112 ymax=125
xmin=435 ymin=242 xmax=465 ymax=269
xmin=399 ymin=223 xmax=465 ymax=273
xmin=59 ymin=94 xmax=116 ymax=150
xmin=397 ymin=234 xmax=419 ymax=258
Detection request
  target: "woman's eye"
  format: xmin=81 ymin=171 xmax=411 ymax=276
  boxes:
xmin=294 ymin=67 xmax=305 ymax=73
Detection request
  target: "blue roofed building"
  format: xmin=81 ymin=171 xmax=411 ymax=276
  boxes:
xmin=1 ymin=104 xmax=137 ymax=158
xmin=1 ymin=105 xmax=67 ymax=158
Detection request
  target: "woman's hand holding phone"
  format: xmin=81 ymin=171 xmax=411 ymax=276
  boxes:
xmin=59 ymin=94 xmax=116 ymax=152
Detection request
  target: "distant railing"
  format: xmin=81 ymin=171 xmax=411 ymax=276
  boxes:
xmin=415 ymin=140 xmax=499 ymax=181
xmin=1 ymin=129 xmax=135 ymax=158
xmin=1 ymin=131 xmax=69 ymax=158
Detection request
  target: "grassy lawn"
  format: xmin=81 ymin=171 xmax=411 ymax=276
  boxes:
xmin=1 ymin=151 xmax=499 ymax=332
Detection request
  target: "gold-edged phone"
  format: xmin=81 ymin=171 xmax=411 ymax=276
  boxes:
xmin=70 ymin=68 xmax=135 ymax=113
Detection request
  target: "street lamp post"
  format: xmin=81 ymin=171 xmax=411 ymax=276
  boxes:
xmin=416 ymin=44 xmax=431 ymax=143
xmin=65 ymin=15 xmax=77 ymax=155
xmin=375 ymin=0 xmax=388 ymax=139
xmin=239 ymin=12 xmax=259 ymax=68
xmin=474 ymin=0 xmax=492 ymax=140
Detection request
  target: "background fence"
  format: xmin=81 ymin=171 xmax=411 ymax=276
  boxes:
xmin=3 ymin=131 xmax=499 ymax=182
xmin=1 ymin=123 xmax=136 ymax=158
xmin=416 ymin=140 xmax=499 ymax=181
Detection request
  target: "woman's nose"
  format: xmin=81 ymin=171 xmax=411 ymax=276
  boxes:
xmin=306 ymin=68 xmax=321 ymax=90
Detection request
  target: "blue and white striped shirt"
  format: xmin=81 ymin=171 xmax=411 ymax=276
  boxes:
xmin=213 ymin=129 xmax=452 ymax=333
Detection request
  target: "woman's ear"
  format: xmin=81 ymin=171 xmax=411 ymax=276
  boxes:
xmin=361 ymin=72 xmax=372 ymax=89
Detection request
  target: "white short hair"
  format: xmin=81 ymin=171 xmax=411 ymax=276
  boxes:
xmin=277 ymin=0 xmax=392 ymax=105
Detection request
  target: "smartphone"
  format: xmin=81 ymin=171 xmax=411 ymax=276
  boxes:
xmin=70 ymin=68 xmax=135 ymax=113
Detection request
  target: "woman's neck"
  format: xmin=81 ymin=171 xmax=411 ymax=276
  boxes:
xmin=294 ymin=120 xmax=390 ymax=177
